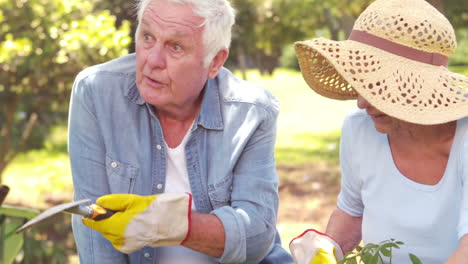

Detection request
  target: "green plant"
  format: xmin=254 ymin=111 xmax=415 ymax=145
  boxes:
xmin=338 ymin=239 xmax=423 ymax=264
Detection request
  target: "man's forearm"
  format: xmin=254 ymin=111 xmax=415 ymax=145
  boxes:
xmin=182 ymin=212 xmax=226 ymax=257
xmin=325 ymin=207 xmax=362 ymax=253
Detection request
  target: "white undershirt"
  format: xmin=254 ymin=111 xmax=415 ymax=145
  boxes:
xmin=159 ymin=125 xmax=217 ymax=264
xmin=164 ymin=129 xmax=193 ymax=208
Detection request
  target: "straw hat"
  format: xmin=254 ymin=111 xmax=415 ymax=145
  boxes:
xmin=295 ymin=0 xmax=468 ymax=125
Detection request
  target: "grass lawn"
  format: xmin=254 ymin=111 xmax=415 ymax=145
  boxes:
xmin=236 ymin=68 xmax=355 ymax=166
xmin=451 ymin=65 xmax=468 ymax=75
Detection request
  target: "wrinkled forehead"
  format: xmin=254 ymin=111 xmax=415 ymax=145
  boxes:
xmin=142 ymin=1 xmax=205 ymax=33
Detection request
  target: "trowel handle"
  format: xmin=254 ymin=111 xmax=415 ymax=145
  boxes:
xmin=0 ymin=185 xmax=9 ymax=206
xmin=87 ymin=204 xmax=116 ymax=221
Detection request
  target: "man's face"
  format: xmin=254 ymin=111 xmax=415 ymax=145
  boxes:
xmin=135 ymin=0 xmax=212 ymax=111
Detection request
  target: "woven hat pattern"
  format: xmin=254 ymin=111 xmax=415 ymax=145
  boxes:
xmin=295 ymin=0 xmax=468 ymax=125
xmin=354 ymin=0 xmax=457 ymax=57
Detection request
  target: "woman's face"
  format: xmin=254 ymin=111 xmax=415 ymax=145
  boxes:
xmin=357 ymin=95 xmax=401 ymax=134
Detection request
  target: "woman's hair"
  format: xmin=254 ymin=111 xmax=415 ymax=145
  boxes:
xmin=135 ymin=0 xmax=236 ymax=67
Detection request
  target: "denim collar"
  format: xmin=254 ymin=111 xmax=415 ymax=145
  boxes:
xmin=124 ymin=73 xmax=224 ymax=131
xmin=125 ymin=79 xmax=146 ymax=105
xmin=197 ymin=77 xmax=224 ymax=131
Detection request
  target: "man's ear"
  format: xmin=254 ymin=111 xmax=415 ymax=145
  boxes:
xmin=207 ymin=49 xmax=229 ymax=79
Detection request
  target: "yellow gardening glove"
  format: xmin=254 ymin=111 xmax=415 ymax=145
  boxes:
xmin=83 ymin=193 xmax=192 ymax=254
xmin=289 ymin=229 xmax=344 ymax=264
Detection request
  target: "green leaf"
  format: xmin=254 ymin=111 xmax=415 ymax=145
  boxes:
xmin=409 ymin=253 xmax=423 ymax=264
xmin=369 ymin=253 xmax=380 ymax=264
xmin=380 ymin=246 xmax=391 ymax=257
xmin=0 ymin=205 xmax=39 ymax=220
xmin=360 ymin=252 xmax=373 ymax=263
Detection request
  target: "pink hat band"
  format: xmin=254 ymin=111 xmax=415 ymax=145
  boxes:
xmin=348 ymin=30 xmax=449 ymax=67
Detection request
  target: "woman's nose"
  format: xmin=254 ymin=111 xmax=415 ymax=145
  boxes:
xmin=357 ymin=95 xmax=370 ymax=109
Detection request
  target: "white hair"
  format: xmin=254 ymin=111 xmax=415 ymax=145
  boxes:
xmin=135 ymin=0 xmax=236 ymax=67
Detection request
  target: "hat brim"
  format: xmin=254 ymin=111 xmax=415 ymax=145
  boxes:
xmin=295 ymin=37 xmax=468 ymax=125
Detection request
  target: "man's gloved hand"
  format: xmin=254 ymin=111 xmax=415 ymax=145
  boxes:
xmin=289 ymin=229 xmax=344 ymax=264
xmin=82 ymin=193 xmax=192 ymax=254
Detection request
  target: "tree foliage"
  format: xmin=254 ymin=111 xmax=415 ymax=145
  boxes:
xmin=0 ymin=0 xmax=131 ymax=181
xmin=229 ymin=0 xmax=373 ymax=75
xmin=229 ymin=0 xmax=467 ymax=75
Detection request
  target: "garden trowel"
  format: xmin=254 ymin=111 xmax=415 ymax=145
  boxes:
xmin=15 ymin=199 xmax=115 ymax=233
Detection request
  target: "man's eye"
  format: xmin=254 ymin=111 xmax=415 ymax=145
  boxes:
xmin=172 ymin=44 xmax=182 ymax=51
xmin=143 ymin=33 xmax=153 ymax=41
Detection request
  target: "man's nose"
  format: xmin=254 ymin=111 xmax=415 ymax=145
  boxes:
xmin=357 ymin=95 xmax=370 ymax=109
xmin=147 ymin=44 xmax=166 ymax=69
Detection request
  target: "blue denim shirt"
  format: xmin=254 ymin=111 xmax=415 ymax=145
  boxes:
xmin=68 ymin=54 xmax=293 ymax=264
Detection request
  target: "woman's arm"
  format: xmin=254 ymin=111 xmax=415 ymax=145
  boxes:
xmin=325 ymin=207 xmax=363 ymax=253
xmin=445 ymin=234 xmax=468 ymax=264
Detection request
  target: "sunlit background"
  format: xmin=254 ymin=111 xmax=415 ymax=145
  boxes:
xmin=1 ymin=0 xmax=467 ymax=262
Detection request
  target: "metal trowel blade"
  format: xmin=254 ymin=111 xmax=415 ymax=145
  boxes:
xmin=15 ymin=199 xmax=91 ymax=233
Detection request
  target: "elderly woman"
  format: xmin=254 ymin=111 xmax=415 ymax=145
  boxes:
xmin=289 ymin=0 xmax=468 ymax=263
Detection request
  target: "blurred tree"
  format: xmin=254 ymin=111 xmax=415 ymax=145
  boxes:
xmin=0 ymin=0 xmax=131 ymax=182
xmin=230 ymin=0 xmax=373 ymax=75
xmin=230 ymin=0 xmax=466 ymax=74
xmin=427 ymin=0 xmax=444 ymax=12
xmin=445 ymin=0 xmax=468 ymax=29
xmin=231 ymin=0 xmax=323 ymax=75
xmin=320 ymin=0 xmax=373 ymax=39
xmin=94 ymin=0 xmax=137 ymax=53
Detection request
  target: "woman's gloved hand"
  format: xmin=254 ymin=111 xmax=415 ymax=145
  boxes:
xmin=289 ymin=229 xmax=344 ymax=264
xmin=83 ymin=193 xmax=192 ymax=254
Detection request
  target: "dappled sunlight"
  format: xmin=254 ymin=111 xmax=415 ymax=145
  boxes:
xmin=3 ymin=125 xmax=72 ymax=208
xmin=3 ymin=151 xmax=72 ymax=208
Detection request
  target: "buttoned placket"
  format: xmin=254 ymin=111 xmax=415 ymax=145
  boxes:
xmin=185 ymin=129 xmax=213 ymax=214
xmin=142 ymin=249 xmax=153 ymax=264
xmin=146 ymin=103 xmax=166 ymax=195
xmin=143 ymin=104 xmax=167 ymax=263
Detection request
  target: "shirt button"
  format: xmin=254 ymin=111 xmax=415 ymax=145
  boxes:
xmin=111 ymin=162 xmax=118 ymax=168
xmin=156 ymin=184 xmax=163 ymax=190
xmin=156 ymin=144 xmax=162 ymax=150
xmin=143 ymin=252 xmax=151 ymax=258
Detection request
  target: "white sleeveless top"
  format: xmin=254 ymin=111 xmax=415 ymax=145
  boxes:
xmin=338 ymin=109 xmax=468 ymax=264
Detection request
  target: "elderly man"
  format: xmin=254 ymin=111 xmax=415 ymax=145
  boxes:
xmin=68 ymin=0 xmax=292 ymax=263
